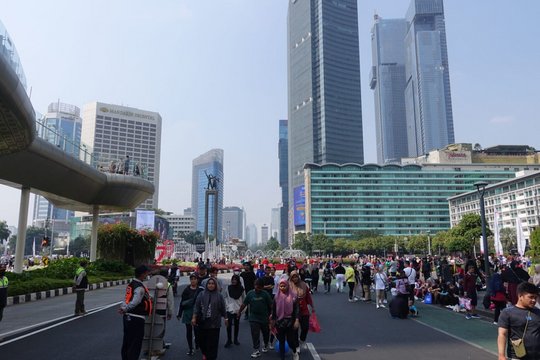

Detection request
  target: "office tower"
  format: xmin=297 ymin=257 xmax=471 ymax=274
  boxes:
xmin=271 ymin=207 xmax=280 ymax=242
xmin=405 ymin=0 xmax=454 ymax=157
xmin=246 ymin=223 xmax=258 ymax=247
xmin=261 ymin=224 xmax=269 ymax=245
xmin=163 ymin=214 xmax=195 ymax=241
xmin=191 ymin=149 xmax=224 ymax=243
xmin=370 ymin=16 xmax=409 ymax=164
xmin=81 ymin=102 xmax=162 ymax=209
xmin=278 ymin=119 xmax=289 ymax=247
xmin=223 ymin=206 xmax=245 ymax=241
xmin=287 ymin=0 xmax=364 ymax=216
xmin=33 ymin=102 xmax=82 ymax=233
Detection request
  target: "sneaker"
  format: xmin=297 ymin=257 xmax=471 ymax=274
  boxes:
xmin=383 ymin=299 xmax=388 ymax=304
xmin=471 ymin=314 xmax=481 ymax=319
xmin=251 ymin=350 xmax=261 ymax=358
xmin=348 ymin=298 xmax=354 ymax=302
xmin=186 ymin=350 xmax=194 ymax=356
xmin=293 ymin=351 xmax=299 ymax=360
xmin=354 ymin=296 xmax=360 ymax=301
xmin=465 ymin=314 xmax=472 ymax=320
xmin=493 ymin=321 xmax=498 ymax=325
xmin=262 ymin=345 xmax=269 ymax=353
xmin=379 ymin=304 xmax=386 ymax=308
xmin=376 ymin=304 xmax=380 ymax=309
xmin=224 ymin=341 xmax=232 ymax=348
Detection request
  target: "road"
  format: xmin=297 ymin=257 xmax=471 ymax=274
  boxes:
xmin=0 ymin=276 xmax=499 ymax=359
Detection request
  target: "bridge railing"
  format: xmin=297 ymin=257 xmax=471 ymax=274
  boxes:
xmin=0 ymin=19 xmax=27 ymax=90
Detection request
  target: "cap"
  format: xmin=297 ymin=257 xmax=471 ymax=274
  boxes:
xmin=135 ymin=265 xmax=149 ymax=277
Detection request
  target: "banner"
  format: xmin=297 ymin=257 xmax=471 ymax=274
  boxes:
xmin=293 ymin=185 xmax=306 ymax=227
xmin=479 ymin=235 xmax=484 ymax=254
xmin=136 ymin=210 xmax=155 ymax=230
xmin=493 ymin=210 xmax=503 ymax=256
xmin=516 ymin=218 xmax=526 ymax=256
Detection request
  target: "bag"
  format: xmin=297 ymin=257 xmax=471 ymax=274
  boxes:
xmin=510 ymin=311 xmax=530 ymax=358
xmin=490 ymin=291 xmax=507 ymax=302
xmin=309 ymin=312 xmax=321 ymax=333
xmin=424 ymin=293 xmax=433 ymax=304
xmin=459 ymin=297 xmax=472 ymax=311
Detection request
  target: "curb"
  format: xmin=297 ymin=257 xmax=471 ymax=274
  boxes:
xmin=6 ymin=278 xmax=132 ymax=307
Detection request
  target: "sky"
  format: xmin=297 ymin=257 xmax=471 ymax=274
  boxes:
xmin=1 ymin=0 xmax=539 ymax=235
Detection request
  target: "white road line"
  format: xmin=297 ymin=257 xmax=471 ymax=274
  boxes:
xmin=307 ymin=342 xmax=322 ymax=360
xmin=411 ymin=318 xmax=497 ymax=357
xmin=0 ymin=301 xmax=122 ymax=346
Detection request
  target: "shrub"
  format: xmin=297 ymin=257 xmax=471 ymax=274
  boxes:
xmin=8 ymin=278 xmax=73 ymax=297
xmin=89 ymin=259 xmax=132 ymax=275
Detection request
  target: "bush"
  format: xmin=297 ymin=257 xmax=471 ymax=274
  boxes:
xmin=8 ymin=278 xmax=73 ymax=297
xmin=89 ymin=259 xmax=132 ymax=275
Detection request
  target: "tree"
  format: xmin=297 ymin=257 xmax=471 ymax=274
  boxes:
xmin=0 ymin=220 xmax=10 ymax=243
xmin=292 ymin=233 xmax=312 ymax=255
xmin=311 ymin=233 xmax=334 ymax=255
xmin=182 ymin=231 xmax=204 ymax=245
xmin=529 ymin=227 xmax=540 ymax=261
xmin=70 ymin=235 xmax=91 ymax=257
xmin=406 ymin=235 xmax=428 ymax=254
xmin=265 ymin=237 xmax=281 ymax=251
xmin=97 ymin=223 xmax=158 ymax=266
xmin=448 ymin=213 xmax=492 ymax=254
xmin=499 ymin=227 xmax=516 ymax=254
xmin=350 ymin=230 xmax=380 ymax=240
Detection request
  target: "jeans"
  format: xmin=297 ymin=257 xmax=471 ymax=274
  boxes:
xmin=323 ymin=279 xmax=332 ymax=292
xmin=348 ymin=282 xmax=355 ymax=300
xmin=75 ymin=290 xmax=85 ymax=314
xmin=336 ymin=274 xmax=345 ymax=292
xmin=121 ymin=315 xmax=145 ymax=360
xmin=298 ymin=315 xmax=309 ymax=342
xmin=185 ymin=323 xmax=199 ymax=351
xmin=226 ymin=312 xmax=240 ymax=342
xmin=249 ymin=321 xmax=270 ymax=350
xmin=276 ymin=324 xmax=298 ymax=359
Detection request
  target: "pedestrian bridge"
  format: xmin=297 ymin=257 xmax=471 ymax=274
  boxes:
xmin=0 ymin=20 xmax=154 ymax=270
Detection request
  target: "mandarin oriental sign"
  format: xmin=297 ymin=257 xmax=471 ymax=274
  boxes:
xmin=99 ymin=107 xmax=155 ymax=121
xmin=447 ymin=152 xmax=467 ymax=158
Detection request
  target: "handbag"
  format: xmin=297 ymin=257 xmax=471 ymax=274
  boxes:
xmin=510 ymin=311 xmax=529 ymax=358
xmin=309 ymin=312 xmax=321 ymax=333
xmin=424 ymin=292 xmax=433 ymax=304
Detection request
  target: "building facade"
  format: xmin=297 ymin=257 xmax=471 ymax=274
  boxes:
xmin=261 ymin=224 xmax=269 ymax=245
xmin=245 ymin=223 xmax=258 ymax=247
xmin=223 ymin=206 xmax=245 ymax=241
xmin=404 ymin=0 xmax=454 ymax=157
xmin=271 ymin=207 xmax=280 ymax=241
xmin=33 ymin=102 xmax=82 ymax=233
xmin=191 ymin=149 xmax=224 ymax=243
xmin=287 ymin=0 xmax=364 ymax=214
xmin=304 ymin=163 xmax=518 ymax=237
xmin=81 ymin=102 xmax=162 ymax=209
xmin=164 ymin=214 xmax=195 ymax=241
xmin=279 ymin=119 xmax=289 ymax=248
xmin=370 ymin=16 xmax=408 ymax=164
xmin=449 ymin=171 xmax=540 ymax=244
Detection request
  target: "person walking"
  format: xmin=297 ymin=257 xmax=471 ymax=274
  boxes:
xmin=241 ymin=262 xmax=257 ymax=320
xmin=74 ymin=260 xmax=88 ymax=316
xmin=120 ymin=265 xmax=152 ymax=360
xmin=238 ymin=278 xmax=273 ymax=358
xmin=490 ymin=266 xmax=508 ymax=324
xmin=310 ymin=264 xmax=320 ymax=292
xmin=0 ymin=264 xmax=8 ymax=322
xmin=345 ymin=262 xmax=357 ymax=302
xmin=223 ymin=274 xmax=245 ymax=347
xmin=374 ymin=265 xmax=388 ymax=309
xmin=322 ymin=263 xmax=334 ymax=294
xmin=271 ymin=279 xmax=300 ymax=360
xmin=464 ymin=265 xmax=481 ymax=319
xmin=497 ymin=282 xmax=540 ymax=360
xmin=502 ymin=260 xmax=530 ymax=305
xmin=334 ymin=263 xmax=346 ymax=293
xmin=290 ymin=270 xmax=314 ymax=352
xmin=403 ymin=261 xmax=417 ymax=305
xmin=192 ymin=278 xmax=227 ymax=360
xmin=177 ymin=274 xmax=202 ymax=356
xmin=361 ymin=263 xmax=373 ymax=302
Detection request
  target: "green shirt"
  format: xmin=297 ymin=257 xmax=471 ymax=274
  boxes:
xmin=244 ymin=289 xmax=272 ymax=324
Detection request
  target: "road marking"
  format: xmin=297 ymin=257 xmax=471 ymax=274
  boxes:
xmin=411 ymin=318 xmax=497 ymax=357
xmin=307 ymin=342 xmax=322 ymax=360
xmin=0 ymin=301 xmax=122 ymax=346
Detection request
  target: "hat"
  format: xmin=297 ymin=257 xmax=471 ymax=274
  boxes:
xmin=135 ymin=265 xmax=149 ymax=277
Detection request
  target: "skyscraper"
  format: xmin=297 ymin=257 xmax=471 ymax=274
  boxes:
xmin=287 ymin=0 xmax=364 ymax=215
xmin=261 ymin=224 xmax=269 ymax=245
xmin=370 ymin=16 xmax=409 ymax=164
xmin=278 ymin=119 xmax=289 ymax=247
xmin=33 ymin=102 xmax=82 ymax=232
xmin=191 ymin=149 xmax=224 ymax=243
xmin=81 ymin=102 xmax=162 ymax=209
xmin=270 ymin=207 xmax=280 ymax=242
xmin=246 ymin=223 xmax=258 ymax=247
xmin=223 ymin=206 xmax=245 ymax=241
xmin=404 ymin=0 xmax=454 ymax=157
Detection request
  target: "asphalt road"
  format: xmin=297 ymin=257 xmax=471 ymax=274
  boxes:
xmin=0 ymin=279 xmax=498 ymax=360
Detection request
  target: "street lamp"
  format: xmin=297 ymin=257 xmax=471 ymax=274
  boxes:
xmin=427 ymin=230 xmax=431 ymax=256
xmin=474 ymin=181 xmax=490 ymax=282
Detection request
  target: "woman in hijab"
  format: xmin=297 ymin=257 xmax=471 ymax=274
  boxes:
xmin=501 ymin=260 xmax=530 ymax=305
xmin=177 ymin=274 xmax=203 ymax=356
xmin=223 ymin=274 xmax=245 ymax=347
xmin=271 ymin=279 xmax=300 ymax=360
xmin=192 ymin=278 xmax=227 ymax=360
xmin=289 ymin=270 xmax=314 ymax=352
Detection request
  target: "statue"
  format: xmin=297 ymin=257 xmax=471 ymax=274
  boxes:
xmin=204 ymin=171 xmax=219 ymax=190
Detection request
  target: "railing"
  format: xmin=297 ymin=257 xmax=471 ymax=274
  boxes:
xmin=0 ymin=19 xmax=27 ymax=90
xmin=34 ymin=115 xmax=148 ymax=179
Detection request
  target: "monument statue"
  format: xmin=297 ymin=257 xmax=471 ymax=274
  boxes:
xmin=204 ymin=170 xmax=219 ymax=190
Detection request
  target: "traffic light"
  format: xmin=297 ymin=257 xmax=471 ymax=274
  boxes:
xmin=41 ymin=236 xmax=50 ymax=247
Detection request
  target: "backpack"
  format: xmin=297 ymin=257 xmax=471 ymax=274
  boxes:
xmin=323 ymin=268 xmax=332 ymax=280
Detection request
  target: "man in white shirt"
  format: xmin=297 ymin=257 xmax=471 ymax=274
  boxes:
xmin=403 ymin=261 xmax=417 ymax=304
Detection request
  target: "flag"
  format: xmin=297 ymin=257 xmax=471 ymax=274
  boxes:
xmin=516 ymin=218 xmax=526 ymax=256
xmin=479 ymin=235 xmax=484 ymax=254
xmin=32 ymin=237 xmax=36 ymax=257
xmin=494 ymin=210 xmax=503 ymax=256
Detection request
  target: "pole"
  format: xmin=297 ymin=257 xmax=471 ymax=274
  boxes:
xmin=90 ymin=205 xmax=99 ymax=261
xmin=14 ymin=187 xmax=30 ymax=273
xmin=427 ymin=231 xmax=431 ymax=256
xmin=479 ymin=191 xmax=489 ymax=279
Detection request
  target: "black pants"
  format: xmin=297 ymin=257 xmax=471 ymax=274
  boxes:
xmin=199 ymin=327 xmax=220 ymax=360
xmin=348 ymin=282 xmax=355 ymax=300
xmin=185 ymin=323 xmax=199 ymax=351
xmin=323 ymin=279 xmax=331 ymax=292
xmin=277 ymin=325 xmax=297 ymax=359
xmin=493 ymin=301 xmax=506 ymax=323
xmin=311 ymin=278 xmax=319 ymax=291
xmin=0 ymin=305 xmax=4 ymax=322
xmin=249 ymin=321 xmax=270 ymax=350
xmin=75 ymin=290 xmax=85 ymax=314
xmin=226 ymin=312 xmax=240 ymax=342
xmin=298 ymin=315 xmax=309 ymax=342
xmin=121 ymin=315 xmax=145 ymax=360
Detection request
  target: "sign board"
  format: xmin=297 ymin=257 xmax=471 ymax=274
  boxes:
xmin=195 ymin=243 xmax=206 ymax=254
xmin=294 ymin=185 xmax=306 ymax=226
xmin=136 ymin=210 xmax=155 ymax=230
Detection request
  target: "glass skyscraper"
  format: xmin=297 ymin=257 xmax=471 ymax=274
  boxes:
xmin=404 ymin=0 xmax=454 ymax=157
xmin=278 ymin=119 xmax=289 ymax=247
xmin=287 ymin=0 xmax=364 ymax=217
xmin=370 ymin=16 xmax=408 ymax=164
xmin=191 ymin=149 xmax=224 ymax=243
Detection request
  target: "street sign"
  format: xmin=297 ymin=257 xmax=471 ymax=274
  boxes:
xmin=195 ymin=243 xmax=205 ymax=254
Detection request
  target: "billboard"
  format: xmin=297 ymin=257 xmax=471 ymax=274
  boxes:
xmin=136 ymin=210 xmax=155 ymax=230
xmin=294 ymin=185 xmax=306 ymax=227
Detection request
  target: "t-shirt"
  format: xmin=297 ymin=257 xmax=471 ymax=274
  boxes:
xmin=404 ymin=267 xmax=416 ymax=284
xmin=244 ymin=289 xmax=272 ymax=324
xmin=389 ymin=261 xmax=397 ymax=273
xmin=498 ymin=306 xmax=540 ymax=359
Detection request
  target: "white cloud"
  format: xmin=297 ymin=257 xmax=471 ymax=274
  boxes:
xmin=489 ymin=115 xmax=515 ymax=124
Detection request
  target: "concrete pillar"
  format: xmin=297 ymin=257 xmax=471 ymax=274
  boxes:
xmin=90 ymin=205 xmax=99 ymax=261
xmin=14 ymin=187 xmax=30 ymax=273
